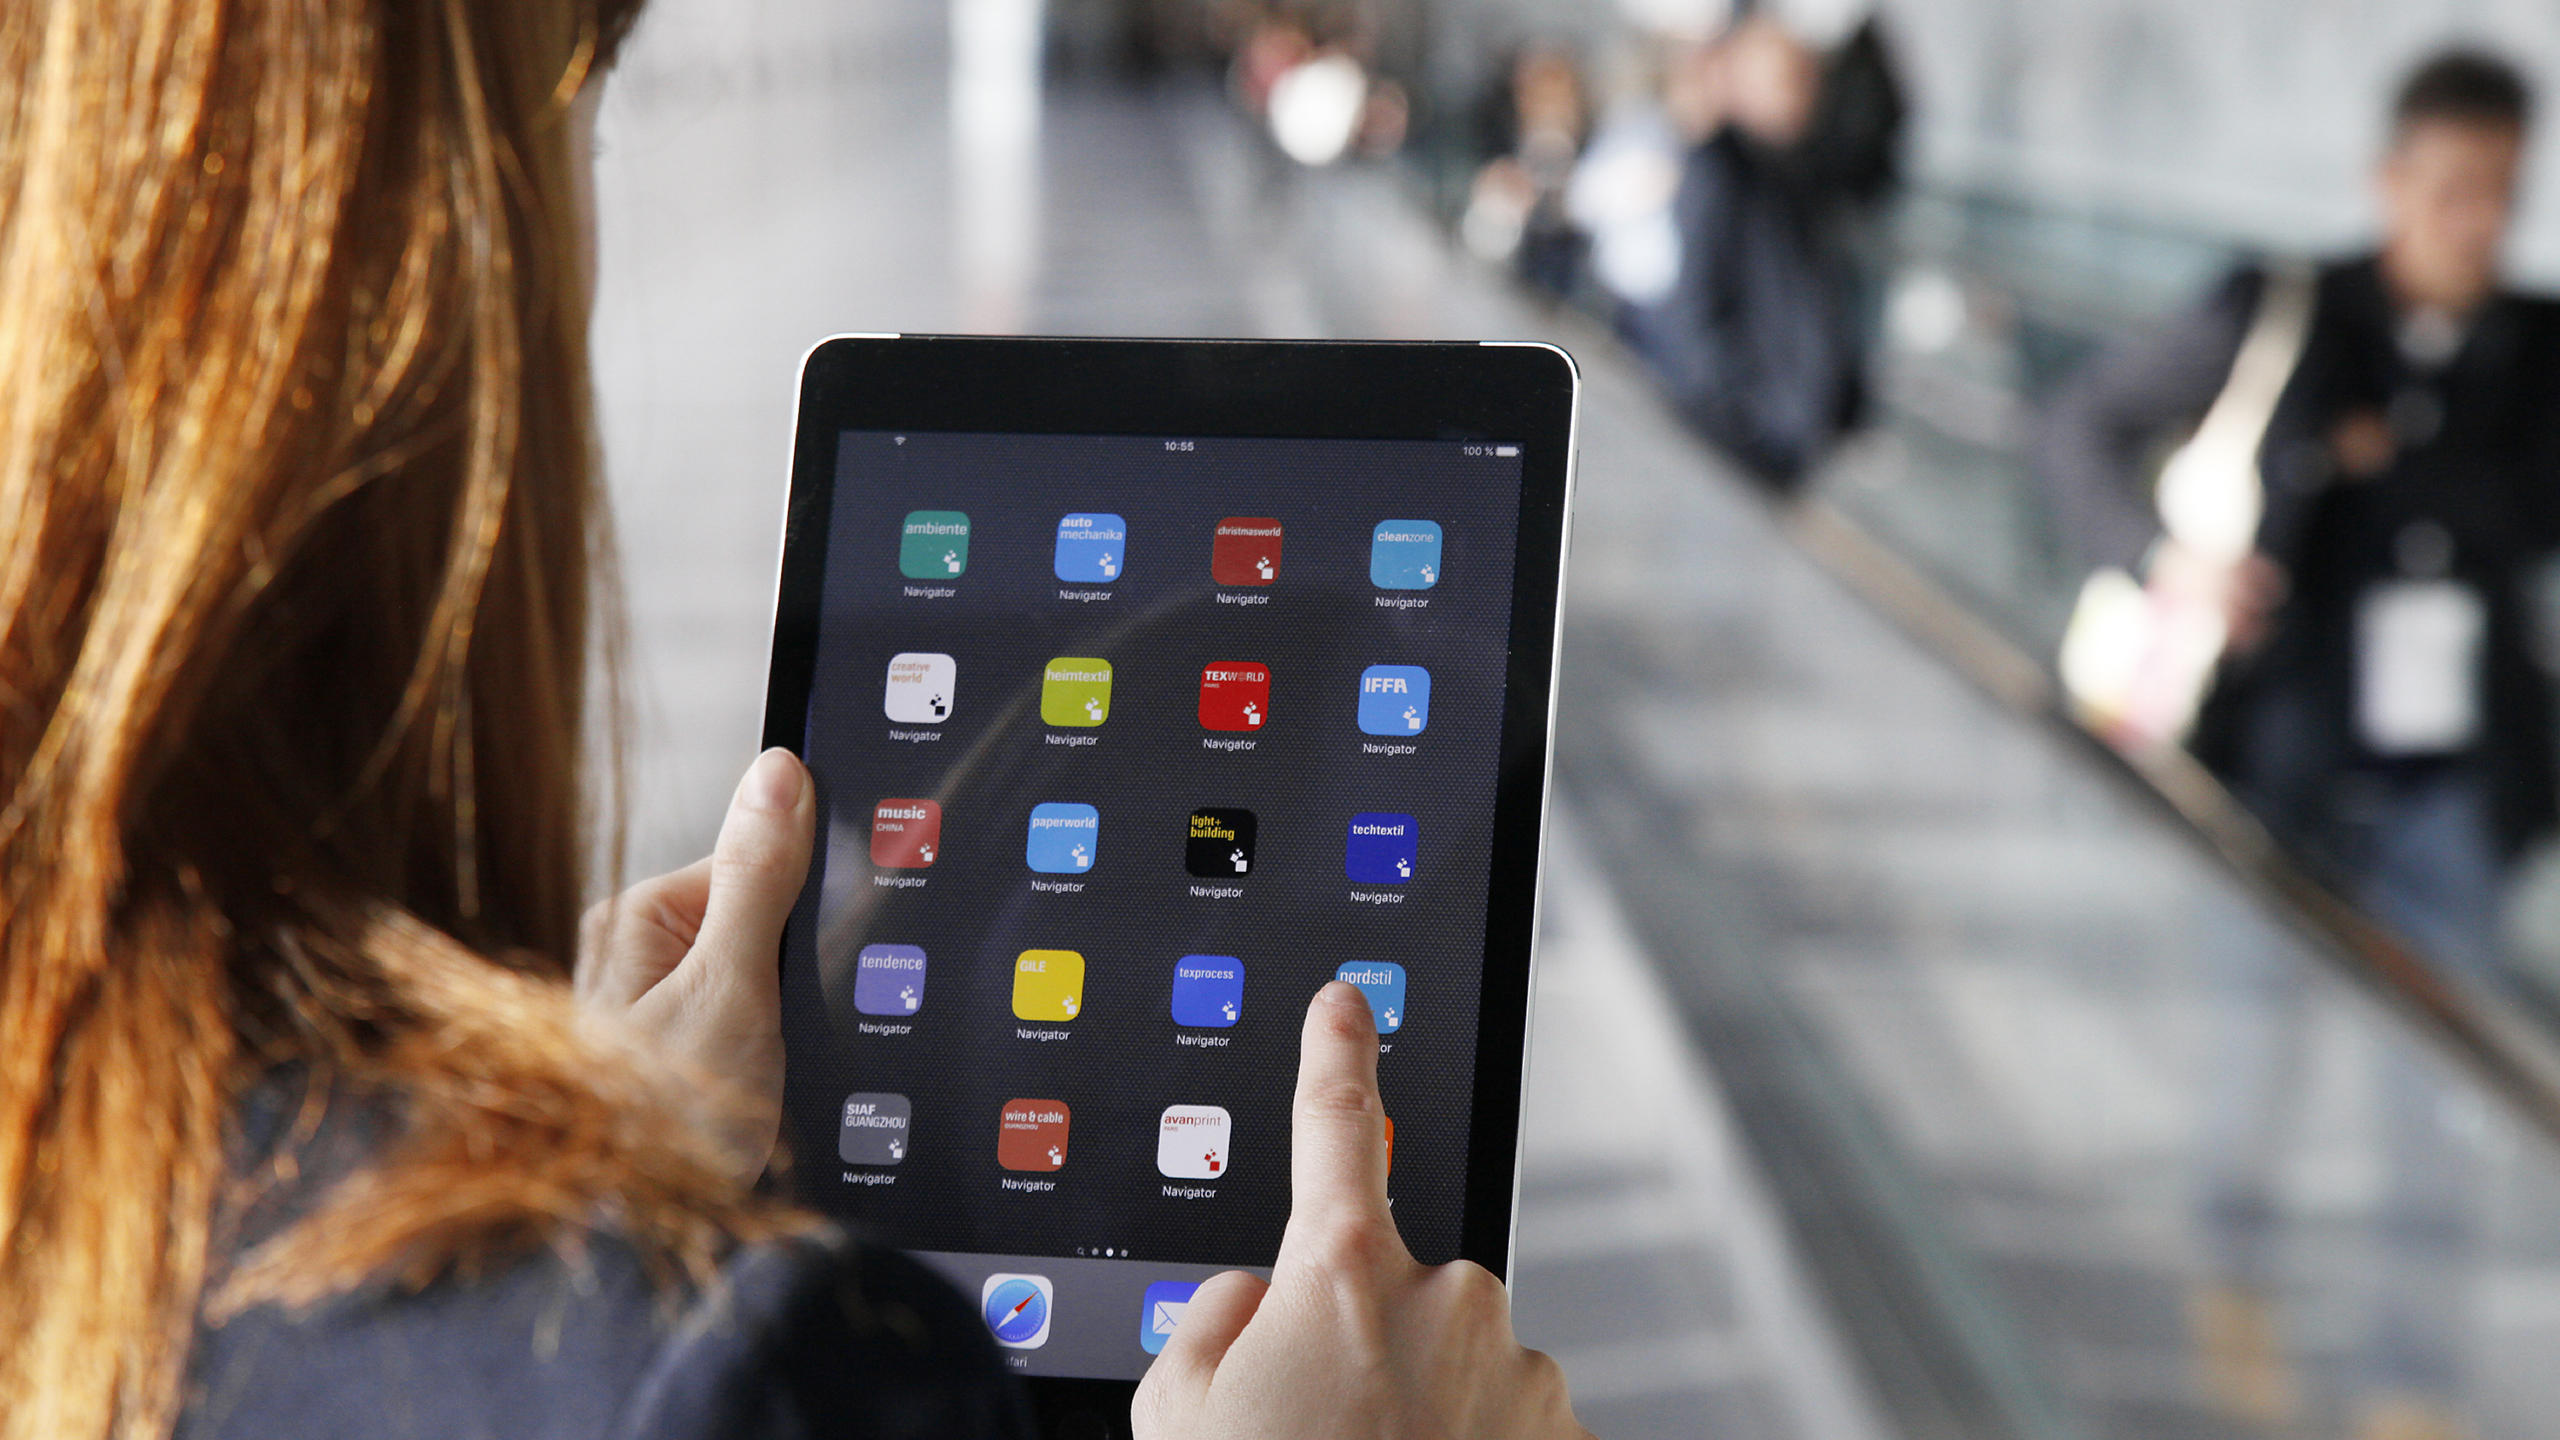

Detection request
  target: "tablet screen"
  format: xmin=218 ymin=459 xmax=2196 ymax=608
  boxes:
xmin=780 ymin=429 xmax=1526 ymax=1380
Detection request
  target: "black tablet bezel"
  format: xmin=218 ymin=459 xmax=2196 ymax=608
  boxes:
xmin=762 ymin=335 xmax=1576 ymax=1432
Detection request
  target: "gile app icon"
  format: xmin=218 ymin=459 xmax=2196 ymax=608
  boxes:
xmin=1357 ymin=665 xmax=1431 ymax=736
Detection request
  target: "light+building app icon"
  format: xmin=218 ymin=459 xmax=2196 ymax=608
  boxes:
xmin=1357 ymin=665 xmax=1431 ymax=735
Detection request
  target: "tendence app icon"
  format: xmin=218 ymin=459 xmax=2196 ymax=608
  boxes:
xmin=1054 ymin=512 xmax=1127 ymax=582
xmin=1012 ymin=950 xmax=1085 ymax=1021
xmin=1184 ymin=808 xmax=1257 ymax=877
xmin=852 ymin=944 xmax=927 ymax=1015
xmin=882 ymin=652 xmax=956 ymax=724
xmin=898 ymin=511 xmax=969 ymax=579
xmin=1357 ymin=665 xmax=1431 ymax=736
xmin=1198 ymin=662 xmax=1271 ymax=731
xmin=1025 ymin=803 xmax=1100 ymax=874
xmin=1170 ymin=956 xmax=1244 ymax=1028
xmin=1370 ymin=520 xmax=1443 ymax=590
xmin=1334 ymin=961 xmax=1408 ymax=1034
xmin=869 ymin=799 xmax=942 ymax=869
xmin=837 ymin=1093 xmax=912 ymax=1166
xmin=1211 ymin=517 xmax=1283 ymax=586
xmin=1040 ymin=657 xmax=1113 ymax=727
xmin=997 ymin=1098 xmax=1071 ymax=1172
xmin=1344 ymin=812 xmax=1418 ymax=885
xmin=982 ymin=1275 xmax=1054 ymax=1350
xmin=1157 ymin=1105 xmax=1232 ymax=1179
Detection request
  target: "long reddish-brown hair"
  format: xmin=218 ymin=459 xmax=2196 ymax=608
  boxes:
xmin=0 ymin=4 xmax=788 ymax=1436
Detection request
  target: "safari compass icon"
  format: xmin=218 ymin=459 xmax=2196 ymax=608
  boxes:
xmin=981 ymin=1274 xmax=1054 ymax=1349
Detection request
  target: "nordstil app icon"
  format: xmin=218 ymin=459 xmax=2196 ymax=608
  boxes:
xmin=1198 ymin=663 xmax=1271 ymax=731
xmin=852 ymin=944 xmax=928 ymax=1015
xmin=1184 ymin=808 xmax=1257 ymax=877
xmin=1335 ymin=961 xmax=1408 ymax=1033
xmin=882 ymin=652 xmax=956 ymax=723
xmin=982 ymin=1274 xmax=1054 ymax=1350
xmin=1170 ymin=956 xmax=1244 ymax=1028
xmin=1040 ymin=657 xmax=1113 ymax=727
xmin=1012 ymin=950 xmax=1085 ymax=1021
xmin=996 ymin=1098 xmax=1071 ymax=1172
xmin=1157 ymin=1105 xmax=1233 ymax=1179
xmin=1054 ymin=512 xmax=1128 ymax=582
xmin=837 ymin=1092 xmax=912 ymax=1165
xmin=898 ymin=511 xmax=969 ymax=578
xmin=1357 ymin=665 xmax=1432 ymax=735
xmin=1370 ymin=520 xmax=1443 ymax=589
xmin=1026 ymin=803 xmax=1100 ymax=874
xmin=1211 ymin=517 xmax=1284 ymax=586
xmin=1140 ymin=1280 xmax=1201 ymax=1356
xmin=870 ymin=799 xmax=942 ymax=868
xmin=1345 ymin=812 xmax=1419 ymax=884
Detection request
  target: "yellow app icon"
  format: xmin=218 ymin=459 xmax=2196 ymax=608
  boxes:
xmin=1040 ymin=658 xmax=1113 ymax=728
xmin=1013 ymin=950 xmax=1085 ymax=1021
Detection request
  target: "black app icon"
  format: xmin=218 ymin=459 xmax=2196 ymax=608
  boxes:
xmin=1185 ymin=808 xmax=1258 ymax=878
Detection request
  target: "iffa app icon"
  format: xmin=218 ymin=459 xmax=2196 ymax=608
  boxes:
xmin=1357 ymin=665 xmax=1431 ymax=735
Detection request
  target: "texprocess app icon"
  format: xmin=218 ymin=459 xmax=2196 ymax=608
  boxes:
xmin=882 ymin=652 xmax=956 ymax=723
xmin=1013 ymin=950 xmax=1085 ymax=1021
xmin=898 ymin=511 xmax=969 ymax=579
xmin=1357 ymin=665 xmax=1431 ymax=735
xmin=1140 ymin=1280 xmax=1200 ymax=1356
xmin=1184 ymin=808 xmax=1257 ymax=877
xmin=1157 ymin=1105 xmax=1233 ymax=1179
xmin=1170 ymin=956 xmax=1245 ymax=1028
xmin=1211 ymin=517 xmax=1283 ymax=586
xmin=1054 ymin=512 xmax=1127 ymax=582
xmin=1370 ymin=520 xmax=1443 ymax=589
xmin=1344 ymin=812 xmax=1418 ymax=884
xmin=1040 ymin=657 xmax=1113 ymax=727
xmin=982 ymin=1274 xmax=1054 ymax=1350
xmin=1198 ymin=662 xmax=1271 ymax=731
xmin=1025 ymin=802 xmax=1100 ymax=874
xmin=1335 ymin=961 xmax=1408 ymax=1034
xmin=837 ymin=1092 xmax=912 ymax=1165
xmin=869 ymin=799 xmax=942 ymax=868
xmin=852 ymin=944 xmax=927 ymax=1015
xmin=996 ymin=1098 xmax=1071 ymax=1172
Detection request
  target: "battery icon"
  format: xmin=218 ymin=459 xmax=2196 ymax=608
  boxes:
xmin=1494 ymin=445 xmax=1519 ymax=457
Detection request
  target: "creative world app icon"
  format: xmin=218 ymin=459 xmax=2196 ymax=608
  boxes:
xmin=1357 ymin=665 xmax=1432 ymax=736
xmin=1335 ymin=961 xmax=1408 ymax=1034
xmin=982 ymin=1274 xmax=1054 ymax=1350
xmin=1210 ymin=517 xmax=1283 ymax=586
xmin=1012 ymin=950 xmax=1085 ymax=1021
xmin=1344 ymin=812 xmax=1419 ymax=884
xmin=1025 ymin=802 xmax=1100 ymax=874
xmin=869 ymin=799 xmax=942 ymax=869
xmin=1040 ymin=657 xmax=1113 ymax=727
xmin=837 ymin=1092 xmax=912 ymax=1165
xmin=1370 ymin=520 xmax=1443 ymax=589
xmin=1183 ymin=808 xmax=1257 ymax=878
xmin=1170 ymin=956 xmax=1245 ymax=1028
xmin=882 ymin=652 xmax=956 ymax=723
xmin=898 ymin=510 xmax=969 ymax=579
xmin=1054 ymin=512 xmax=1128 ymax=582
xmin=996 ymin=1098 xmax=1072 ymax=1172
xmin=1198 ymin=662 xmax=1272 ymax=731
xmin=1140 ymin=1280 xmax=1200 ymax=1356
xmin=852 ymin=944 xmax=928 ymax=1015
xmin=1157 ymin=1105 xmax=1233 ymax=1179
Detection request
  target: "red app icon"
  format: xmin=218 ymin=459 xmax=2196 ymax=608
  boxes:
xmin=870 ymin=798 xmax=942 ymax=868
xmin=1210 ymin=517 xmax=1283 ymax=586
xmin=1198 ymin=662 xmax=1272 ymax=731
xmin=997 ymin=1098 xmax=1071 ymax=1171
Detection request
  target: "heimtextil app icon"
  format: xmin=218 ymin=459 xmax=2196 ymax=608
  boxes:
xmin=1157 ymin=1105 xmax=1233 ymax=1179
xmin=882 ymin=652 xmax=956 ymax=723
xmin=852 ymin=944 xmax=927 ymax=1015
xmin=1344 ymin=812 xmax=1418 ymax=884
xmin=898 ymin=511 xmax=969 ymax=579
xmin=1357 ymin=665 xmax=1431 ymax=735
xmin=1025 ymin=802 xmax=1100 ymax=874
xmin=1184 ymin=808 xmax=1257 ymax=877
xmin=837 ymin=1092 xmax=912 ymax=1165
xmin=1370 ymin=520 xmax=1443 ymax=589
xmin=1040 ymin=657 xmax=1113 ymax=727
xmin=1170 ymin=956 xmax=1244 ymax=1028
xmin=1210 ymin=517 xmax=1283 ymax=586
xmin=1054 ymin=512 xmax=1127 ymax=582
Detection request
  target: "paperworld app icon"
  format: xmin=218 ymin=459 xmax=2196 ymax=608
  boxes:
xmin=869 ymin=799 xmax=942 ymax=869
xmin=1198 ymin=663 xmax=1271 ymax=731
xmin=1344 ymin=812 xmax=1418 ymax=885
xmin=996 ymin=1098 xmax=1071 ymax=1172
xmin=982 ymin=1274 xmax=1054 ymax=1350
xmin=1040 ymin=657 xmax=1113 ymax=727
xmin=1210 ymin=517 xmax=1283 ymax=586
xmin=837 ymin=1092 xmax=912 ymax=1166
xmin=1140 ymin=1281 xmax=1200 ymax=1356
xmin=1170 ymin=956 xmax=1244 ymax=1028
xmin=898 ymin=510 xmax=969 ymax=579
xmin=1357 ymin=665 xmax=1431 ymax=736
xmin=1335 ymin=961 xmax=1408 ymax=1034
xmin=1157 ymin=1105 xmax=1232 ymax=1179
xmin=1183 ymin=808 xmax=1257 ymax=878
xmin=852 ymin=944 xmax=927 ymax=1015
xmin=1025 ymin=802 xmax=1100 ymax=873
xmin=1012 ymin=950 xmax=1085 ymax=1021
xmin=1370 ymin=520 xmax=1443 ymax=590
xmin=882 ymin=652 xmax=956 ymax=724
xmin=1054 ymin=512 xmax=1127 ymax=582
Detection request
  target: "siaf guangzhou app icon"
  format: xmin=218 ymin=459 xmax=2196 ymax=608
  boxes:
xmin=1357 ymin=665 xmax=1431 ymax=736
xmin=1198 ymin=663 xmax=1271 ymax=731
xmin=982 ymin=1274 xmax=1054 ymax=1350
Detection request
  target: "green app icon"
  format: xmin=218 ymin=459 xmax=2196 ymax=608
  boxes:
xmin=1041 ymin=657 xmax=1113 ymax=728
xmin=899 ymin=511 xmax=970 ymax=579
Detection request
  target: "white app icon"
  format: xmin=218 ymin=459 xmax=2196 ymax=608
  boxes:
xmin=883 ymin=652 xmax=957 ymax=724
xmin=1156 ymin=1105 xmax=1233 ymax=1179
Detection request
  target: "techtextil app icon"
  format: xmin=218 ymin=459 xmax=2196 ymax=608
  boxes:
xmin=898 ymin=511 xmax=969 ymax=578
xmin=1184 ymin=808 xmax=1257 ymax=877
xmin=1211 ymin=517 xmax=1283 ymax=586
xmin=1140 ymin=1280 xmax=1200 ymax=1356
xmin=996 ymin=1098 xmax=1071 ymax=1172
xmin=1335 ymin=961 xmax=1407 ymax=1034
xmin=1344 ymin=812 xmax=1418 ymax=884
xmin=1025 ymin=802 xmax=1100 ymax=874
xmin=1370 ymin=520 xmax=1443 ymax=589
xmin=1357 ymin=665 xmax=1431 ymax=735
xmin=1054 ymin=512 xmax=1127 ymax=582
xmin=1198 ymin=663 xmax=1271 ymax=731
xmin=1013 ymin=950 xmax=1084 ymax=1021
xmin=1157 ymin=1105 xmax=1233 ymax=1179
xmin=1170 ymin=956 xmax=1244 ymax=1028
xmin=852 ymin=944 xmax=927 ymax=1015
xmin=1040 ymin=657 xmax=1113 ymax=727
xmin=882 ymin=652 xmax=956 ymax=724
xmin=869 ymin=799 xmax=942 ymax=868
xmin=982 ymin=1274 xmax=1054 ymax=1350
xmin=837 ymin=1093 xmax=912 ymax=1165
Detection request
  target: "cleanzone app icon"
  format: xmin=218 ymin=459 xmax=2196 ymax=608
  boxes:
xmin=1025 ymin=802 xmax=1100 ymax=874
xmin=1054 ymin=512 xmax=1127 ymax=582
xmin=1141 ymin=1280 xmax=1200 ymax=1356
xmin=1344 ymin=812 xmax=1419 ymax=884
xmin=837 ymin=1092 xmax=912 ymax=1165
xmin=1013 ymin=950 xmax=1085 ymax=1021
xmin=1171 ymin=956 xmax=1244 ymax=1028
xmin=1040 ymin=657 xmax=1113 ymax=727
xmin=1357 ymin=665 xmax=1431 ymax=735
xmin=852 ymin=944 xmax=927 ymax=1015
xmin=882 ymin=652 xmax=956 ymax=724
xmin=1158 ymin=1105 xmax=1233 ymax=1179
xmin=898 ymin=510 xmax=969 ymax=579
xmin=1184 ymin=807 xmax=1257 ymax=877
xmin=1335 ymin=961 xmax=1408 ymax=1034
xmin=982 ymin=1274 xmax=1054 ymax=1350
xmin=1370 ymin=520 xmax=1443 ymax=589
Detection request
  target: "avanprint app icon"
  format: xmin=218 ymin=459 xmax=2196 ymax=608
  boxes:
xmin=1012 ymin=950 xmax=1085 ymax=1021
xmin=1344 ymin=812 xmax=1419 ymax=884
xmin=1183 ymin=808 xmax=1257 ymax=877
xmin=898 ymin=511 xmax=969 ymax=578
xmin=869 ymin=799 xmax=942 ymax=868
xmin=996 ymin=1098 xmax=1071 ymax=1172
xmin=1370 ymin=520 xmax=1443 ymax=589
xmin=1198 ymin=663 xmax=1271 ymax=731
xmin=982 ymin=1274 xmax=1054 ymax=1350
xmin=1170 ymin=956 xmax=1244 ymax=1028
xmin=1054 ymin=512 xmax=1127 ymax=581
xmin=852 ymin=944 xmax=927 ymax=1015
xmin=1039 ymin=657 xmax=1113 ymax=727
xmin=1335 ymin=962 xmax=1408 ymax=1033
xmin=1357 ymin=665 xmax=1432 ymax=735
xmin=1157 ymin=1105 xmax=1233 ymax=1179
xmin=882 ymin=652 xmax=956 ymax=723
xmin=837 ymin=1093 xmax=912 ymax=1165
xmin=1025 ymin=803 xmax=1100 ymax=873
xmin=1140 ymin=1281 xmax=1200 ymax=1356
xmin=1210 ymin=517 xmax=1283 ymax=586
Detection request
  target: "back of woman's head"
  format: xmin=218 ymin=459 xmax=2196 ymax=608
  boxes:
xmin=0 ymin=4 xmax=774 ymax=1436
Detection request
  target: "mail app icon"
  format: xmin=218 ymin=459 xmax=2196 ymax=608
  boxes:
xmin=1139 ymin=1280 xmax=1200 ymax=1355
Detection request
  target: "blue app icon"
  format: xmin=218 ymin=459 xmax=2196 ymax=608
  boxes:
xmin=1370 ymin=520 xmax=1443 ymax=590
xmin=852 ymin=944 xmax=927 ymax=1016
xmin=1140 ymin=1280 xmax=1200 ymax=1355
xmin=1026 ymin=803 xmax=1101 ymax=874
xmin=1055 ymin=512 xmax=1128 ymax=582
xmin=1357 ymin=665 xmax=1431 ymax=736
xmin=1170 ymin=956 xmax=1245 ymax=1028
xmin=1344 ymin=812 xmax=1418 ymax=885
xmin=1334 ymin=961 xmax=1408 ymax=1033
xmin=982 ymin=1274 xmax=1054 ymax=1350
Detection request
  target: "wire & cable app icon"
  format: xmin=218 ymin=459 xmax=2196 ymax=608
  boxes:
xmin=1184 ymin=807 xmax=1256 ymax=877
xmin=1357 ymin=665 xmax=1431 ymax=735
xmin=898 ymin=511 xmax=969 ymax=578
xmin=1025 ymin=802 xmax=1100 ymax=873
xmin=1370 ymin=520 xmax=1443 ymax=589
xmin=1013 ymin=950 xmax=1085 ymax=1021
xmin=996 ymin=1098 xmax=1071 ymax=1172
xmin=882 ymin=652 xmax=956 ymax=723
xmin=1054 ymin=512 xmax=1127 ymax=582
xmin=982 ymin=1274 xmax=1054 ymax=1350
xmin=1344 ymin=812 xmax=1418 ymax=884
xmin=869 ymin=799 xmax=942 ymax=868
xmin=1198 ymin=662 xmax=1271 ymax=731
xmin=1157 ymin=1105 xmax=1233 ymax=1179
xmin=1040 ymin=657 xmax=1113 ymax=727
xmin=1211 ymin=517 xmax=1283 ymax=585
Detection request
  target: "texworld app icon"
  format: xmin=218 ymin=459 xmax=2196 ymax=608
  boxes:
xmin=997 ymin=1097 xmax=1071 ymax=1172
xmin=1370 ymin=519 xmax=1443 ymax=589
xmin=869 ymin=799 xmax=942 ymax=868
xmin=1013 ymin=949 xmax=1085 ymax=1021
xmin=1170 ymin=956 xmax=1244 ymax=1028
xmin=982 ymin=1274 xmax=1054 ymax=1350
xmin=1054 ymin=512 xmax=1127 ymax=582
xmin=837 ymin=1092 xmax=912 ymax=1165
xmin=1026 ymin=802 xmax=1100 ymax=873
xmin=1357 ymin=665 xmax=1431 ymax=735
xmin=1211 ymin=517 xmax=1283 ymax=586
xmin=1335 ymin=961 xmax=1408 ymax=1034
xmin=882 ymin=651 xmax=956 ymax=723
xmin=1157 ymin=1105 xmax=1233 ymax=1179
xmin=1184 ymin=807 xmax=1257 ymax=877
xmin=1040 ymin=657 xmax=1113 ymax=727
xmin=1198 ymin=662 xmax=1271 ymax=730
xmin=852 ymin=944 xmax=927 ymax=1015
xmin=1344 ymin=812 xmax=1418 ymax=884
xmin=1140 ymin=1280 xmax=1200 ymax=1356
xmin=898 ymin=510 xmax=969 ymax=579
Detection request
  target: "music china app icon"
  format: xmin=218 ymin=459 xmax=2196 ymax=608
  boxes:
xmin=1184 ymin=808 xmax=1256 ymax=877
xmin=869 ymin=799 xmax=941 ymax=869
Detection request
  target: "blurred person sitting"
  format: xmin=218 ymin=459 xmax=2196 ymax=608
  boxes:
xmin=2040 ymin=50 xmax=2560 ymax=981
xmin=1462 ymin=44 xmax=1595 ymax=299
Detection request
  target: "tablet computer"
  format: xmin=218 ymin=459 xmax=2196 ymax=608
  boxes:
xmin=761 ymin=336 xmax=1576 ymax=1431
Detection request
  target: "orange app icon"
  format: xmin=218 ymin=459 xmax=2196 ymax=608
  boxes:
xmin=997 ymin=1098 xmax=1071 ymax=1172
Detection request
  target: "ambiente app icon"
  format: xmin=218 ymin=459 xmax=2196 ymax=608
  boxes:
xmin=1184 ymin=808 xmax=1257 ymax=877
xmin=852 ymin=944 xmax=927 ymax=1015
xmin=882 ymin=651 xmax=956 ymax=723
xmin=898 ymin=511 xmax=969 ymax=579
xmin=1012 ymin=950 xmax=1085 ymax=1021
xmin=1025 ymin=802 xmax=1100 ymax=874
xmin=1040 ymin=657 xmax=1113 ymax=727
xmin=1170 ymin=956 xmax=1244 ymax=1028
xmin=1157 ymin=1105 xmax=1233 ymax=1179
xmin=996 ymin=1098 xmax=1071 ymax=1172
xmin=1334 ymin=961 xmax=1408 ymax=1033
xmin=869 ymin=799 xmax=942 ymax=869
xmin=1357 ymin=665 xmax=1431 ymax=735
xmin=1344 ymin=812 xmax=1418 ymax=884
xmin=1198 ymin=662 xmax=1271 ymax=731
xmin=837 ymin=1092 xmax=912 ymax=1165
xmin=1370 ymin=520 xmax=1443 ymax=589
xmin=1210 ymin=517 xmax=1283 ymax=586
xmin=1054 ymin=512 xmax=1127 ymax=582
